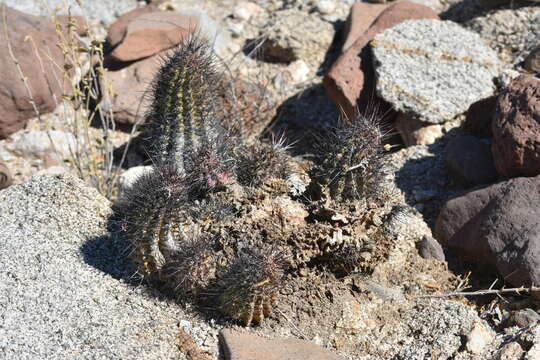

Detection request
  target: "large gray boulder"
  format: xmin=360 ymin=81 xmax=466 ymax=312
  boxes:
xmin=371 ymin=19 xmax=500 ymax=124
xmin=0 ymin=174 xmax=189 ymax=359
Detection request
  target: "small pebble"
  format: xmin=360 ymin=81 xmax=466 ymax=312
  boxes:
xmin=316 ymin=0 xmax=336 ymax=14
xmin=233 ymin=1 xmax=262 ymax=21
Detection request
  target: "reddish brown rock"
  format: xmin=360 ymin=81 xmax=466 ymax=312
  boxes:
xmin=106 ymin=6 xmax=158 ymax=49
xmin=219 ymin=330 xmax=345 ymax=360
xmin=324 ymin=1 xmax=438 ymax=117
xmin=100 ymin=54 xmax=163 ymax=125
xmin=109 ymin=11 xmax=199 ymax=62
xmin=342 ymin=2 xmax=389 ymax=52
xmin=0 ymin=7 xmax=67 ymax=138
xmin=492 ymin=75 xmax=540 ymax=178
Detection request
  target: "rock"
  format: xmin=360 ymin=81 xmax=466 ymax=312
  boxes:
xmin=418 ymin=235 xmax=445 ymax=261
xmin=219 ymin=330 xmax=345 ymax=360
xmin=478 ymin=0 xmax=515 ymax=8
xmin=101 ymin=54 xmax=162 ymax=125
xmin=341 ymin=2 xmax=388 ymax=52
xmin=259 ymin=9 xmax=333 ymax=69
xmin=33 ymin=165 xmax=70 ymax=177
xmin=407 ymin=0 xmax=445 ymax=11
xmin=8 ymin=129 xmax=78 ymax=161
xmin=502 ymin=309 xmax=540 ymax=329
xmin=316 ymin=0 xmax=337 ymax=15
xmin=0 ymin=7 xmax=67 ymax=138
xmin=56 ymin=14 xmax=89 ymax=36
xmin=365 ymin=281 xmax=406 ymax=301
xmin=395 ymin=299 xmax=482 ymax=359
xmin=274 ymin=60 xmax=311 ymax=88
xmin=494 ymin=342 xmax=525 ymax=360
xmin=395 ymin=114 xmax=443 ymax=146
xmin=109 ymin=11 xmax=199 ymax=62
xmin=525 ymin=47 xmax=540 ymax=73
xmin=465 ymin=6 xmax=540 ymax=66
xmin=2 ymin=0 xmax=139 ymax=24
xmin=435 ymin=175 xmax=540 ymax=293
xmin=445 ymin=135 xmax=498 ymax=187
xmin=492 ymin=75 xmax=540 ymax=178
xmin=462 ymin=95 xmax=498 ymax=138
xmin=465 ymin=321 xmax=495 ymax=354
xmin=106 ymin=6 xmax=159 ymax=48
xmin=118 ymin=165 xmax=153 ymax=193
xmin=371 ymin=19 xmax=500 ymax=124
xmin=324 ymin=2 xmax=438 ymax=117
xmin=440 ymin=0 xmax=485 ymax=23
xmin=0 ymin=174 xmax=190 ymax=358
xmin=233 ymin=1 xmax=262 ymax=21
xmin=0 ymin=160 xmax=13 ymax=190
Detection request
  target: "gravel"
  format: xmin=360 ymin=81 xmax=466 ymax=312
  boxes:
xmin=0 ymin=174 xmax=213 ymax=359
xmin=2 ymin=0 xmax=140 ymax=24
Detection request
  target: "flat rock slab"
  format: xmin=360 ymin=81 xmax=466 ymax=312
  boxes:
xmin=372 ymin=19 xmax=500 ymax=124
xmin=0 ymin=174 xmax=188 ymax=359
xmin=219 ymin=330 xmax=344 ymax=360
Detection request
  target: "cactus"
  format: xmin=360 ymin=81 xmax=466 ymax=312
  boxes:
xmin=161 ymin=226 xmax=216 ymax=299
xmin=235 ymin=137 xmax=291 ymax=188
xmin=143 ymin=35 xmax=235 ymax=193
xmin=217 ymin=247 xmax=288 ymax=326
xmin=118 ymin=163 xmax=188 ymax=276
xmin=315 ymin=111 xmax=389 ymax=202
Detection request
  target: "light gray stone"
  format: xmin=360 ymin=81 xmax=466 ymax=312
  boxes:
xmin=0 ymin=174 xmax=191 ymax=359
xmin=8 ymin=129 xmax=79 ymax=161
xmin=372 ymin=19 xmax=500 ymax=124
xmin=2 ymin=0 xmax=139 ymax=24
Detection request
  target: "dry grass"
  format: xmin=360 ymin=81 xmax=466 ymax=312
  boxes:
xmin=2 ymin=1 xmax=135 ymax=199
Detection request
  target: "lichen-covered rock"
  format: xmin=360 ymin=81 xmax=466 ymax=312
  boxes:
xmin=491 ymin=74 xmax=540 ymax=178
xmin=0 ymin=174 xmax=192 ymax=359
xmin=372 ymin=19 xmax=501 ymax=124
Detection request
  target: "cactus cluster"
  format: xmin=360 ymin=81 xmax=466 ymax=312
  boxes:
xmin=313 ymin=110 xmax=390 ymax=202
xmin=118 ymin=34 xmax=402 ymax=327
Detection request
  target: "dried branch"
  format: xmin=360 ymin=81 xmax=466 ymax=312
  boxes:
xmin=417 ymin=286 xmax=540 ymax=299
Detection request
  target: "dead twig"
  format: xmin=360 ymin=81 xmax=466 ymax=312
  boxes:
xmin=416 ymin=286 xmax=540 ymax=299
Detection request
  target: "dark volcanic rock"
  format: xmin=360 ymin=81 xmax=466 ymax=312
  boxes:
xmin=462 ymin=95 xmax=498 ymax=138
xmin=445 ymin=135 xmax=498 ymax=187
xmin=435 ymin=176 xmax=540 ymax=294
